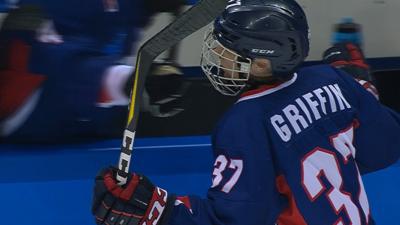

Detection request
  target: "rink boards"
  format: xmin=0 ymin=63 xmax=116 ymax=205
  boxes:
xmin=0 ymin=136 xmax=398 ymax=225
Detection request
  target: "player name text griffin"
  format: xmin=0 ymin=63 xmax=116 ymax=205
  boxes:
xmin=271 ymin=83 xmax=351 ymax=142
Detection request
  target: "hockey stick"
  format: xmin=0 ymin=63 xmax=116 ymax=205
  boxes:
xmin=166 ymin=7 xmax=182 ymax=62
xmin=116 ymin=0 xmax=228 ymax=185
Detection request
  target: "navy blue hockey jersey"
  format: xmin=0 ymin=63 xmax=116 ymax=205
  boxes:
xmin=20 ymin=0 xmax=152 ymax=55
xmin=1 ymin=0 xmax=154 ymax=141
xmin=167 ymin=65 xmax=400 ymax=225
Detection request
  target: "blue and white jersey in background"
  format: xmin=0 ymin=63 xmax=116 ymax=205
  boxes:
xmin=19 ymin=0 xmax=152 ymax=55
xmin=0 ymin=0 xmax=157 ymax=142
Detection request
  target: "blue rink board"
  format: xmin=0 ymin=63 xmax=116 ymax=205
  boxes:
xmin=0 ymin=136 xmax=398 ymax=225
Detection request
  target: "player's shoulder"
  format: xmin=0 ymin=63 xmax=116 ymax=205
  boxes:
xmin=297 ymin=64 xmax=340 ymax=78
xmin=216 ymin=101 xmax=264 ymax=131
xmin=212 ymin=100 xmax=269 ymax=148
xmin=296 ymin=64 xmax=358 ymax=90
xmin=299 ymin=64 xmax=363 ymax=85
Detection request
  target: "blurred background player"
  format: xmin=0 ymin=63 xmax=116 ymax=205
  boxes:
xmin=91 ymin=0 xmax=400 ymax=225
xmin=0 ymin=0 xmax=186 ymax=143
xmin=332 ymin=17 xmax=363 ymax=48
xmin=325 ymin=17 xmax=378 ymax=99
xmin=323 ymin=42 xmax=379 ymax=99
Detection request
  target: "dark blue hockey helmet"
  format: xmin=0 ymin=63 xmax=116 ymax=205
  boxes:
xmin=201 ymin=0 xmax=310 ymax=95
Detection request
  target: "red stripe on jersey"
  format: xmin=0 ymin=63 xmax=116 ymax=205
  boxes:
xmin=356 ymin=79 xmax=379 ymax=100
xmin=176 ymin=196 xmax=192 ymax=212
xmin=97 ymin=87 xmax=113 ymax=104
xmin=237 ymin=74 xmax=298 ymax=103
xmin=0 ymin=39 xmax=45 ymax=119
xmin=276 ymin=175 xmax=307 ymax=225
xmin=240 ymin=83 xmax=282 ymax=98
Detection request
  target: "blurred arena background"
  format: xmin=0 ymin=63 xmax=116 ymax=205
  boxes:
xmin=1 ymin=0 xmax=400 ymax=64
xmin=0 ymin=0 xmax=399 ymax=137
xmin=0 ymin=0 xmax=399 ymax=225
xmin=60 ymin=0 xmax=400 ymax=115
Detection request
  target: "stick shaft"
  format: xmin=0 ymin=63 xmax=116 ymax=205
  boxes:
xmin=116 ymin=0 xmax=228 ymax=185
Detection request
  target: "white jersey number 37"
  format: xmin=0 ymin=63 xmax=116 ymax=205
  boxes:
xmin=302 ymin=121 xmax=370 ymax=225
xmin=211 ymin=155 xmax=243 ymax=193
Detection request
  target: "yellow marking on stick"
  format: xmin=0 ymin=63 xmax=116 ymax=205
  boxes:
xmin=128 ymin=55 xmax=141 ymax=124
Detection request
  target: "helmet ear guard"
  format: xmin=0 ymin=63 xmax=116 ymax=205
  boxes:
xmin=215 ymin=26 xmax=308 ymax=76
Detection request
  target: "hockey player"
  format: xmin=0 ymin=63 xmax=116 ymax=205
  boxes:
xmin=92 ymin=0 xmax=400 ymax=224
xmin=0 ymin=0 xmax=185 ymax=143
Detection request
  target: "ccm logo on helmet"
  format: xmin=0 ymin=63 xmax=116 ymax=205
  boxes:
xmin=227 ymin=0 xmax=241 ymax=9
xmin=251 ymin=49 xmax=275 ymax=55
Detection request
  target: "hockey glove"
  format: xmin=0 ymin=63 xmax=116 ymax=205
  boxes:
xmin=323 ymin=42 xmax=379 ymax=99
xmin=143 ymin=62 xmax=187 ymax=117
xmin=123 ymin=62 xmax=187 ymax=117
xmin=323 ymin=42 xmax=372 ymax=82
xmin=92 ymin=167 xmax=175 ymax=225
